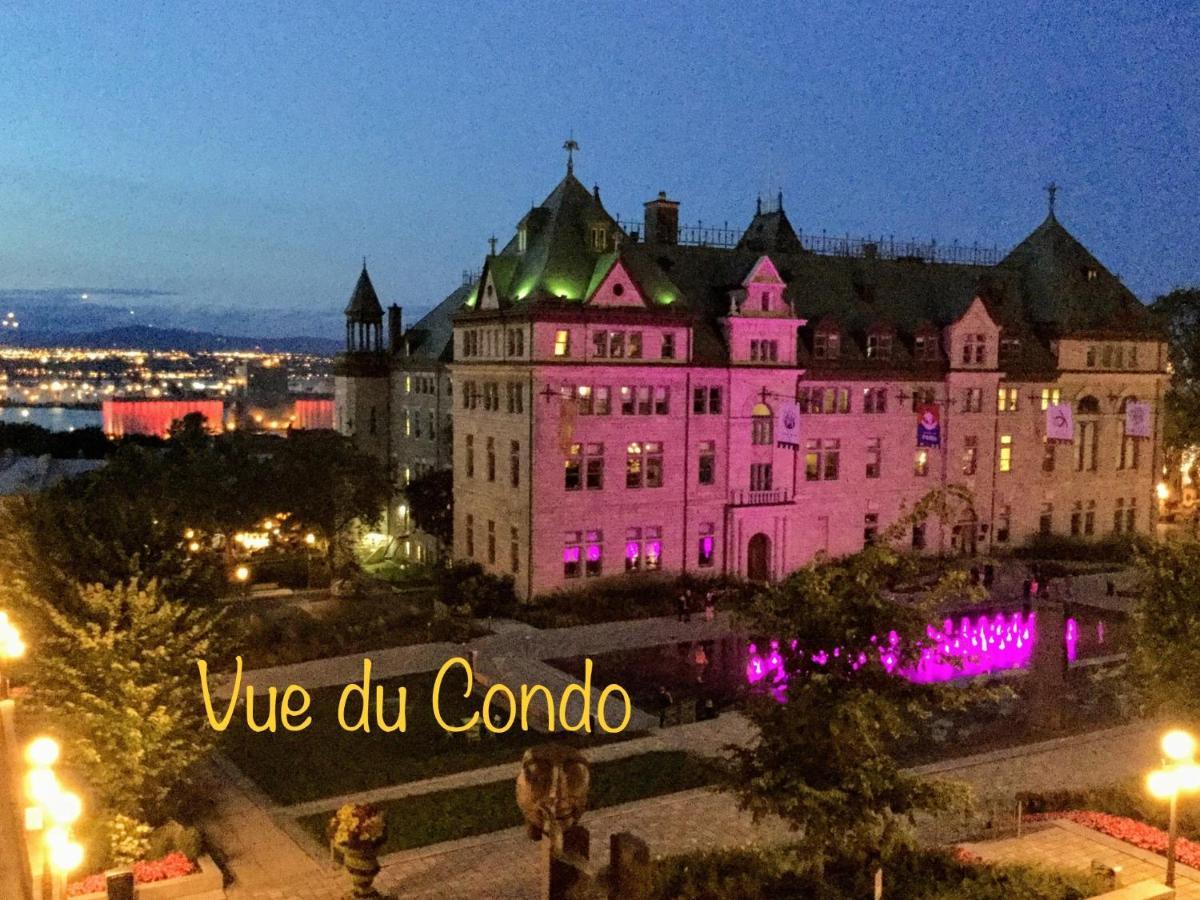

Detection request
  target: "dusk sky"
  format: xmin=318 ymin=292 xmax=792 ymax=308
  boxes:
xmin=1 ymin=1 xmax=1197 ymax=338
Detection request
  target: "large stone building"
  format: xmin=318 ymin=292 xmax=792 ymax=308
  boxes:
xmin=341 ymin=159 xmax=1166 ymax=597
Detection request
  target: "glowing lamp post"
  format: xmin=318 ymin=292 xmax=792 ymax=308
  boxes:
xmin=0 ymin=611 xmax=26 ymax=699
xmin=1146 ymin=729 xmax=1200 ymax=887
xmin=23 ymin=735 xmax=85 ymax=900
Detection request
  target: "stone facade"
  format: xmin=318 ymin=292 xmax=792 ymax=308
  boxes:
xmin=343 ymin=164 xmax=1167 ymax=597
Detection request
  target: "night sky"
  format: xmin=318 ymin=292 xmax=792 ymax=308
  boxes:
xmin=1 ymin=1 xmax=1196 ymax=338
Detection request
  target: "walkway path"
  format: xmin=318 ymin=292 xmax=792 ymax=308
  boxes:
xmin=963 ymin=819 xmax=1199 ymax=898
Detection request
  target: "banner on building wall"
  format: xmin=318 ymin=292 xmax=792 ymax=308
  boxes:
xmin=1045 ymin=403 xmax=1075 ymax=443
xmin=916 ymin=404 xmax=941 ymax=448
xmin=776 ymin=402 xmax=801 ymax=450
xmin=1125 ymin=400 xmax=1152 ymax=438
xmin=557 ymin=392 xmax=577 ymax=454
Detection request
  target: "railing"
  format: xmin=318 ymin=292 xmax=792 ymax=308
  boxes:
xmin=615 ymin=219 xmax=1005 ymax=266
xmin=729 ymin=489 xmax=791 ymax=507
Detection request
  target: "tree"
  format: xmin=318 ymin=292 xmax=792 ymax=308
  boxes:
xmin=721 ymin=489 xmax=987 ymax=872
xmin=1152 ymin=288 xmax=1200 ymax=452
xmin=1128 ymin=539 xmax=1200 ymax=719
xmin=266 ymin=430 xmax=392 ymax=571
xmin=27 ymin=579 xmax=226 ymax=822
xmin=403 ymin=468 xmax=453 ymax=544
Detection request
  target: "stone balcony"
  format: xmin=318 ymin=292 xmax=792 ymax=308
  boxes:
xmin=728 ymin=489 xmax=792 ymax=507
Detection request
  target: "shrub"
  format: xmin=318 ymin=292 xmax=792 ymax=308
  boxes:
xmin=1017 ymin=780 xmax=1200 ymax=840
xmin=146 ymin=820 xmax=203 ymax=861
xmin=1013 ymin=534 xmax=1141 ymax=565
xmin=432 ymin=561 xmax=516 ymax=619
xmin=522 ymin=574 xmax=751 ymax=628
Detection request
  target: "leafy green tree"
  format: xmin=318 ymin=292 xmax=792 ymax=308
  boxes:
xmin=266 ymin=430 xmax=392 ymax=571
xmin=27 ymin=579 xmax=226 ymax=822
xmin=1152 ymin=287 xmax=1200 ymax=452
xmin=722 ymin=489 xmax=987 ymax=872
xmin=1128 ymin=539 xmax=1200 ymax=718
xmin=403 ymin=468 xmax=452 ymax=543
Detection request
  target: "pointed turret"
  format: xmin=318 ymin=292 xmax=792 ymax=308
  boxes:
xmin=736 ymin=194 xmax=804 ymax=255
xmin=344 ymin=262 xmax=385 ymax=354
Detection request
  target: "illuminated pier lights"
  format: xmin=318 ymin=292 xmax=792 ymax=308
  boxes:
xmin=746 ymin=611 xmax=1088 ymax=687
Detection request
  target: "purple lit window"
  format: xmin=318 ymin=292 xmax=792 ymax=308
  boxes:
xmin=563 ymin=546 xmax=581 ymax=579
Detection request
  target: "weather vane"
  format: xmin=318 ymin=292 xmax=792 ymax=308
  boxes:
xmin=1045 ymin=181 xmax=1058 ymax=217
xmin=563 ymin=132 xmax=579 ymax=175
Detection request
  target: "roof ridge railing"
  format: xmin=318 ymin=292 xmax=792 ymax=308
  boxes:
xmin=614 ymin=219 xmax=1006 ymax=265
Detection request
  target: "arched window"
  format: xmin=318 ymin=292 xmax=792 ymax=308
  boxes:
xmin=1077 ymin=395 xmax=1101 ymax=415
xmin=751 ymin=403 xmax=773 ymax=445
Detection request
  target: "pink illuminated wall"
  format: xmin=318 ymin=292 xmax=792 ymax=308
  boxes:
xmin=293 ymin=398 xmax=334 ymax=430
xmin=102 ymin=399 xmax=226 ymax=438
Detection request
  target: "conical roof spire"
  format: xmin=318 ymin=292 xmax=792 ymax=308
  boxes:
xmin=344 ymin=263 xmax=384 ymax=320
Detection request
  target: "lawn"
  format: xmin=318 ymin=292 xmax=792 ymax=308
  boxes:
xmin=296 ymin=750 xmax=714 ymax=854
xmin=222 ymin=667 xmax=637 ymax=805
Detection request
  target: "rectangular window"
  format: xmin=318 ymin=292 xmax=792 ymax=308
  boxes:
xmin=698 ymin=441 xmax=715 ymax=485
xmin=574 ymin=384 xmax=593 ymax=415
xmin=962 ymin=435 xmax=978 ymax=475
xmin=693 ymin=387 xmax=706 ymax=414
xmin=565 ymin=443 xmax=582 ymax=491
xmin=1102 ymin=345 xmax=1114 ymax=368
xmin=620 ymin=386 xmax=635 ymax=416
xmin=999 ymin=435 xmax=1013 ymax=473
xmin=805 ymin=439 xmax=839 ymax=481
xmin=1076 ymin=421 xmax=1097 ymax=472
xmin=637 ymin=386 xmax=653 ymax=416
xmin=609 ymin=331 xmax=625 ymax=359
xmin=1040 ymin=503 xmax=1053 ymax=536
xmin=465 ymin=434 xmax=475 ymax=477
xmin=563 ymin=532 xmax=581 ymax=578
xmin=661 ymin=333 xmax=676 ymax=359
xmin=1126 ymin=498 xmax=1136 ymax=533
xmin=915 ymin=334 xmax=938 ymax=361
xmin=863 ymin=387 xmax=888 ymax=413
xmin=997 ymin=387 xmax=1019 ymax=412
xmin=466 ymin=514 xmax=475 ymax=557
xmin=866 ymin=333 xmax=893 ymax=360
xmin=750 ymin=462 xmax=773 ymax=491
xmin=697 ymin=523 xmax=715 ymax=567
xmin=814 ymin=331 xmax=840 ymax=360
xmin=644 ymin=527 xmax=663 ymax=571
xmin=996 ymin=505 xmax=1011 ymax=543
xmin=594 ymin=386 xmax=611 ymax=415
xmin=962 ymin=387 xmax=982 ymax=412
xmin=585 ymin=531 xmax=603 ymax=577
xmin=913 ymin=448 xmax=930 ymax=477
xmin=592 ymin=331 xmax=607 ymax=359
xmin=751 ymin=416 xmax=773 ymax=445
xmin=865 ymin=438 xmax=882 ymax=479
xmin=1071 ymin=501 xmax=1082 ymax=537
xmin=486 ymin=437 xmax=495 ymax=482
xmin=626 ymin=442 xmax=664 ymax=489
xmin=911 ymin=387 xmax=936 ymax=412
xmin=510 ymin=526 xmax=520 ymax=573
xmin=864 ymin=512 xmax=879 ymax=545
xmin=487 ymin=520 xmax=496 ymax=564
xmin=510 ymin=440 xmax=520 ymax=488
xmin=629 ymin=332 xmax=643 ymax=359
xmin=554 ymin=329 xmax=570 ymax=357
xmin=999 ymin=338 xmax=1020 ymax=365
xmin=624 ymin=527 xmax=641 ymax=572
xmin=1085 ymin=500 xmax=1096 ymax=536
xmin=912 ymin=522 xmax=926 ymax=550
xmin=654 ymin=386 xmax=670 ymax=415
xmin=1042 ymin=441 xmax=1056 ymax=473
xmin=963 ymin=333 xmax=986 ymax=365
xmin=1040 ymin=388 xmax=1061 ymax=410
xmin=585 ymin=443 xmax=604 ymax=490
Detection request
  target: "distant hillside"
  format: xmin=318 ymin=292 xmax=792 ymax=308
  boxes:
xmin=11 ymin=325 xmax=340 ymax=355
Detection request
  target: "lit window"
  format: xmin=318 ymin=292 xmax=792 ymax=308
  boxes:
xmin=594 ymin=386 xmax=611 ymax=415
xmin=999 ymin=434 xmax=1012 ymax=473
xmin=1040 ymin=388 xmax=1061 ymax=410
xmin=997 ymin=387 xmax=1019 ymax=412
xmin=805 ymin=439 xmax=840 ymax=481
xmin=563 ymin=531 xmax=581 ymax=578
xmin=554 ymin=329 xmax=570 ymax=357
xmin=914 ymin=449 xmax=929 ymax=477
xmin=697 ymin=523 xmax=715 ymax=567
xmin=585 ymin=530 xmax=603 ymax=577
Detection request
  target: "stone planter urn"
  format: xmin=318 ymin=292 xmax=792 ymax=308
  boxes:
xmin=328 ymin=802 xmax=388 ymax=899
xmin=340 ymin=840 xmax=385 ymax=898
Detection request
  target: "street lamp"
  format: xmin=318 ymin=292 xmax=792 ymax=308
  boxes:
xmin=1146 ymin=728 xmax=1200 ymax=886
xmin=0 ymin=610 xmax=26 ymax=699
xmin=24 ymin=735 xmax=84 ymax=900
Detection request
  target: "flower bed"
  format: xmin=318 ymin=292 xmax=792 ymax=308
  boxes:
xmin=1029 ymin=811 xmax=1200 ymax=869
xmin=67 ymin=852 xmax=196 ymax=897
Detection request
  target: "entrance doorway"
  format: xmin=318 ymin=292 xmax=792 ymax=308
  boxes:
xmin=747 ymin=533 xmax=771 ymax=581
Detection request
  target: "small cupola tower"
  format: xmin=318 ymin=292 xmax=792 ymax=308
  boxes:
xmin=345 ymin=260 xmax=385 ymax=354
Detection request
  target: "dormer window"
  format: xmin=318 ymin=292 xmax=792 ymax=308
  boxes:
xmin=866 ymin=332 xmax=893 ymax=361
xmin=914 ymin=334 xmax=939 ymax=362
xmin=999 ymin=337 xmax=1021 ymax=365
xmin=518 ymin=228 xmax=528 ymax=254
xmin=590 ymin=224 xmax=607 ymax=251
xmin=962 ymin=333 xmax=986 ymax=365
xmin=814 ymin=329 xmax=840 ymax=360
xmin=1083 ymin=266 xmax=1098 ymax=282
xmin=761 ymin=290 xmax=771 ymax=312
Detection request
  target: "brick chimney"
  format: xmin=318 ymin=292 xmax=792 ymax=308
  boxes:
xmin=388 ymin=304 xmax=403 ymax=355
xmin=643 ymin=191 xmax=679 ymax=245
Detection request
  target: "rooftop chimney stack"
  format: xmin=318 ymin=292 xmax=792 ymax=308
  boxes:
xmin=388 ymin=304 xmax=403 ymax=355
xmin=643 ymin=191 xmax=679 ymax=246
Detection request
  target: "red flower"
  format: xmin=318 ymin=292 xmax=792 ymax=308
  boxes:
xmin=1026 ymin=811 xmax=1200 ymax=869
xmin=67 ymin=852 xmax=196 ymax=896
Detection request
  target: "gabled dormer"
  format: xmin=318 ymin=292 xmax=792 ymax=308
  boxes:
xmin=726 ymin=255 xmax=790 ymax=316
xmin=945 ymin=297 xmax=1000 ymax=370
xmin=912 ymin=321 xmax=942 ymax=364
xmin=812 ymin=316 xmax=842 ymax=361
xmin=721 ymin=255 xmax=805 ymax=366
xmin=586 ymin=257 xmax=646 ymax=307
xmin=865 ymin=322 xmax=896 ymax=362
